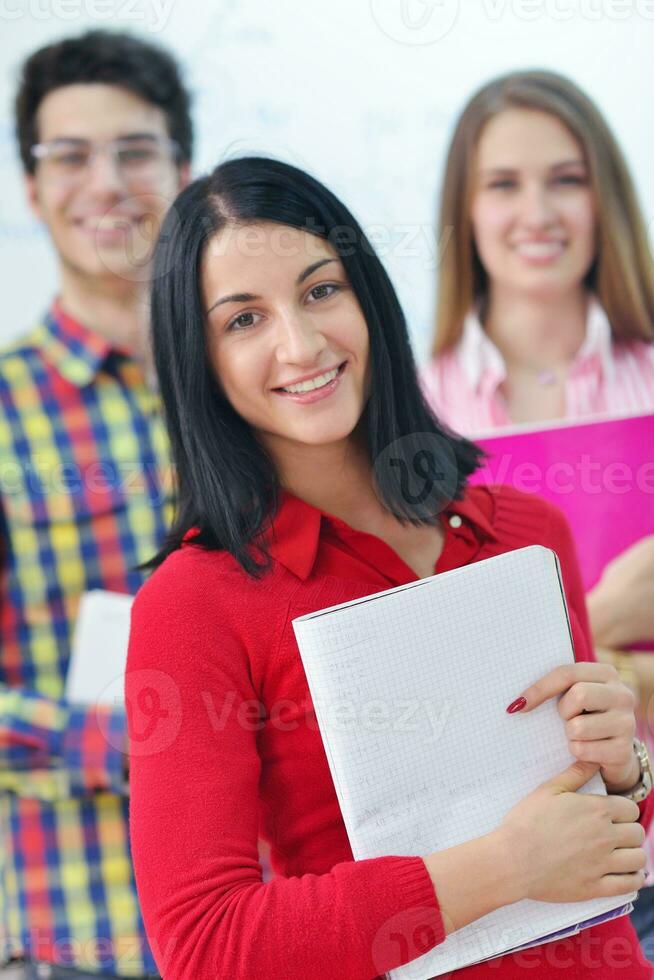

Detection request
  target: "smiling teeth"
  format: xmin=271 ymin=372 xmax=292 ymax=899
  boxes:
xmin=515 ymin=242 xmax=564 ymax=257
xmin=282 ymin=367 xmax=340 ymax=394
xmin=81 ymin=218 xmax=137 ymax=230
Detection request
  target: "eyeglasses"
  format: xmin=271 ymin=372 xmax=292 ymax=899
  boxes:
xmin=30 ymin=134 xmax=181 ymax=186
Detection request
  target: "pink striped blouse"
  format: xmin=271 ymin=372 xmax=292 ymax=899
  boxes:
xmin=421 ymin=296 xmax=654 ymax=435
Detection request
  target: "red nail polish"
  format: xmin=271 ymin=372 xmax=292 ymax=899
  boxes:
xmin=506 ymin=696 xmax=527 ymax=714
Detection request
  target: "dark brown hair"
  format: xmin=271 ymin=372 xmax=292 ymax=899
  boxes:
xmin=15 ymin=29 xmax=193 ymax=174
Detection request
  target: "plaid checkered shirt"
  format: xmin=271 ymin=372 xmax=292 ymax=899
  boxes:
xmin=0 ymin=302 xmax=172 ymax=975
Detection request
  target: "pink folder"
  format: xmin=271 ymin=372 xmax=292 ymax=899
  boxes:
xmin=469 ymin=412 xmax=654 ymax=595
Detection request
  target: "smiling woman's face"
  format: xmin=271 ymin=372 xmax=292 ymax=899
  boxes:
xmin=470 ymin=108 xmax=596 ymax=300
xmin=202 ymin=221 xmax=370 ymax=462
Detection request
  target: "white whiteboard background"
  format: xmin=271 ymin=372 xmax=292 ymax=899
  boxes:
xmin=1 ymin=0 xmax=653 ymax=363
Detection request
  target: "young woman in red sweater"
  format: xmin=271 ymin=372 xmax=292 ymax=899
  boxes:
xmin=125 ymin=157 xmax=653 ymax=979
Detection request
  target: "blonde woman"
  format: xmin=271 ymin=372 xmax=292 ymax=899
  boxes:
xmin=421 ymin=69 xmax=654 ymax=948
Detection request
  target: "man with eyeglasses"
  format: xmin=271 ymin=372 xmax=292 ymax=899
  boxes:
xmin=0 ymin=30 xmax=192 ymax=980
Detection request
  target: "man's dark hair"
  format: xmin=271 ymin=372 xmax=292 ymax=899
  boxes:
xmin=148 ymin=156 xmax=484 ymax=577
xmin=15 ymin=29 xmax=193 ymax=173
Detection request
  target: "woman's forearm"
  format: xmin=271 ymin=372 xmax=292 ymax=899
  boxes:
xmin=423 ymin=827 xmax=522 ymax=935
xmin=587 ymin=536 xmax=654 ymax=650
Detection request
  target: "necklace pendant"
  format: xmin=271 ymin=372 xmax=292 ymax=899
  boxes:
xmin=537 ymin=369 xmax=557 ymax=386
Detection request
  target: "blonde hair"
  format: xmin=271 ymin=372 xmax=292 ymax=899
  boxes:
xmin=432 ymin=70 xmax=654 ymax=356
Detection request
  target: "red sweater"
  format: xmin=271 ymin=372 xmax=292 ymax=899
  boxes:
xmin=125 ymin=485 xmax=654 ymax=979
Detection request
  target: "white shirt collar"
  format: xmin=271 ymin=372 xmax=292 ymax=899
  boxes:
xmin=459 ymin=295 xmax=615 ymax=392
xmin=576 ymin=296 xmax=616 ymax=384
xmin=459 ymin=308 xmax=504 ymax=391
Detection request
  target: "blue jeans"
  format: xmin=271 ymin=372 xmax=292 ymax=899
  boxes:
xmin=0 ymin=961 xmax=159 ymax=980
xmin=632 ymin=886 xmax=654 ymax=964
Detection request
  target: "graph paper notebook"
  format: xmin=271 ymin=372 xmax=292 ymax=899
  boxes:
xmin=292 ymin=546 xmax=634 ymax=978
